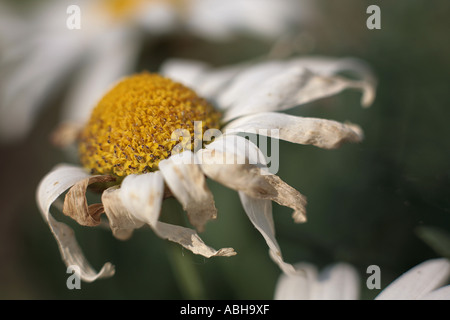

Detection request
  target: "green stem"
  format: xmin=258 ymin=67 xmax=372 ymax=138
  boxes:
xmin=167 ymin=242 xmax=207 ymax=300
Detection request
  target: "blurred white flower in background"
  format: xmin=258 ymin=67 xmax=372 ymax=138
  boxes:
xmin=274 ymin=258 xmax=450 ymax=300
xmin=274 ymin=262 xmax=361 ymax=300
xmin=0 ymin=0 xmax=314 ymax=143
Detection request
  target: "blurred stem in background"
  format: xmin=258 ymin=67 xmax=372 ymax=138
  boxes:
xmin=162 ymin=199 xmax=207 ymax=299
xmin=167 ymin=242 xmax=207 ymax=300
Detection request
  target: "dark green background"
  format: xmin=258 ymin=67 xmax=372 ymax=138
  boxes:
xmin=1 ymin=0 xmax=449 ymax=299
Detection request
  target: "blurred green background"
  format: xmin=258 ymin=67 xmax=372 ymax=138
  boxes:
xmin=1 ymin=0 xmax=449 ymax=299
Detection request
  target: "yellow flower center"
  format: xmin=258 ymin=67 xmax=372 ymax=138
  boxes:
xmin=102 ymin=0 xmax=146 ymax=19
xmin=100 ymin=0 xmax=189 ymax=20
xmin=78 ymin=73 xmax=221 ymax=177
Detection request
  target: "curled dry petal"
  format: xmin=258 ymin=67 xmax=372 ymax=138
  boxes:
xmin=155 ymin=222 xmax=236 ymax=258
xmin=198 ymin=148 xmax=307 ymax=223
xmin=222 ymin=66 xmax=374 ymax=121
xmin=101 ymin=171 xmax=236 ymax=258
xmin=224 ymin=112 xmax=363 ymax=149
xmin=63 ymin=175 xmax=116 ymax=227
xmin=159 ymin=151 xmax=217 ymax=232
xmin=36 ymin=164 xmax=115 ymax=282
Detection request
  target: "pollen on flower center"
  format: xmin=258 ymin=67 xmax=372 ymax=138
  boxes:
xmin=78 ymin=72 xmax=221 ymax=177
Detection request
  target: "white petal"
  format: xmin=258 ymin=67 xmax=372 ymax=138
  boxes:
xmin=104 ymin=171 xmax=236 ymax=258
xmin=224 ymin=112 xmax=363 ymax=149
xmin=217 ymin=61 xmax=286 ymax=112
xmin=36 ymin=164 xmax=115 ymax=282
xmin=160 ymin=58 xmax=210 ymax=91
xmin=136 ymin=1 xmax=178 ymax=34
xmin=274 ymin=263 xmax=318 ymax=300
xmin=0 ymin=10 xmax=93 ymax=143
xmin=314 ymin=263 xmax=360 ymax=300
xmin=239 ymin=194 xmax=298 ymax=274
xmin=421 ymin=285 xmax=450 ymax=300
xmin=118 ymin=171 xmax=165 ymax=229
xmin=205 ymin=134 xmax=268 ymax=167
xmin=287 ymin=56 xmax=376 ymax=107
xmin=160 ymin=58 xmax=243 ymax=101
xmin=159 ymin=151 xmax=217 ymax=232
xmin=223 ymin=64 xmax=373 ymax=121
xmin=0 ymin=39 xmax=83 ymax=143
xmin=376 ymin=258 xmax=450 ymax=300
xmin=101 ymin=186 xmax=145 ymax=241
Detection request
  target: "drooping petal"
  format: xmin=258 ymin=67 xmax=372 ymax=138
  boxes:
xmin=101 ymin=186 xmax=145 ymax=241
xmin=198 ymin=147 xmax=307 ymax=223
xmin=375 ymin=258 xmax=450 ymax=300
xmin=36 ymin=164 xmax=115 ymax=282
xmin=159 ymin=151 xmax=217 ymax=232
xmin=118 ymin=171 xmax=165 ymax=229
xmin=199 ymin=135 xmax=305 ymax=273
xmin=102 ymin=171 xmax=236 ymax=258
xmin=239 ymin=194 xmax=298 ymax=274
xmin=288 ymin=56 xmax=377 ymax=105
xmin=154 ymin=221 xmax=236 ymax=258
xmin=63 ymin=175 xmax=116 ymax=227
xmin=224 ymin=112 xmax=363 ymax=149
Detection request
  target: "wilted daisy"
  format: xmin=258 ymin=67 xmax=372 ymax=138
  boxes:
xmin=0 ymin=0 xmax=311 ymax=143
xmin=37 ymin=56 xmax=376 ymax=281
xmin=274 ymin=258 xmax=450 ymax=300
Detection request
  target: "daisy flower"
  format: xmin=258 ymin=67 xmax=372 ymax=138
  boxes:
xmin=36 ymin=56 xmax=376 ymax=282
xmin=0 ymin=0 xmax=310 ymax=143
xmin=274 ymin=258 xmax=450 ymax=300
